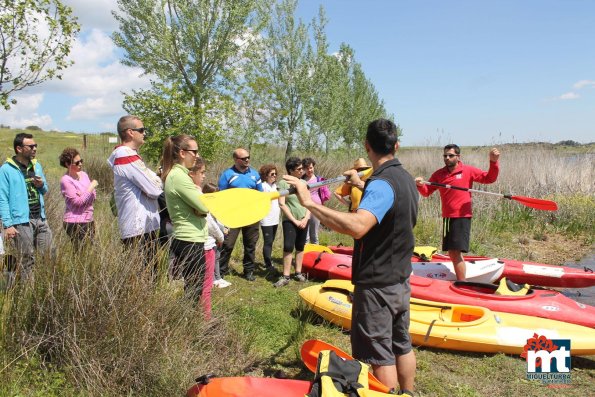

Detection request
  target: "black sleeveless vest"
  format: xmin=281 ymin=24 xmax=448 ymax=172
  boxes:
xmin=352 ymin=158 xmax=418 ymax=286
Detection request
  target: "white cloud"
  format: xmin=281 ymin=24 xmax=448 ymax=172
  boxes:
xmin=0 ymin=93 xmax=53 ymax=129
xmin=31 ymin=28 xmax=154 ymax=123
xmin=572 ymin=80 xmax=595 ymax=90
xmin=67 ymin=97 xmax=123 ymax=120
xmin=61 ymin=0 xmax=120 ymax=31
xmin=43 ymin=29 xmax=151 ymax=98
xmin=558 ymin=92 xmax=580 ymax=100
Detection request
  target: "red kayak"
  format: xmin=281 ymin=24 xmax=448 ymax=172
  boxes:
xmin=302 ymin=251 xmax=352 ymax=280
xmin=327 ymin=246 xmax=595 ymax=288
xmin=187 ymin=376 xmax=312 ymax=397
xmin=329 ymin=245 xmax=354 ymax=255
xmin=303 ymin=251 xmax=504 ymax=283
xmin=410 ymin=275 xmax=595 ymax=328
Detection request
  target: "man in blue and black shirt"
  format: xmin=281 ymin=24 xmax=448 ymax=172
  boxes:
xmin=217 ymin=148 xmax=263 ymax=281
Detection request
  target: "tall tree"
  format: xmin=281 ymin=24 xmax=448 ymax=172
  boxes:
xmin=0 ymin=0 xmax=79 ymax=110
xmin=112 ymin=0 xmax=268 ymax=157
xmin=122 ymin=82 xmax=230 ymax=161
xmin=342 ymin=54 xmax=390 ymax=148
xmin=304 ymin=12 xmax=349 ymax=153
xmin=257 ymin=0 xmax=313 ymax=158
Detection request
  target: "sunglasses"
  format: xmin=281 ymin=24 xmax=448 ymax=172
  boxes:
xmin=74 ymin=159 xmax=84 ymax=166
xmin=130 ymin=127 xmax=148 ymax=134
xmin=443 ymin=154 xmax=458 ymax=159
xmin=238 ymin=156 xmax=250 ymax=161
xmin=269 ymin=173 xmax=277 ymax=177
xmin=21 ymin=144 xmax=38 ymax=150
xmin=184 ymin=149 xmax=199 ymax=155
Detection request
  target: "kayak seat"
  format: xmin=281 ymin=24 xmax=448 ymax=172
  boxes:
xmin=495 ymin=277 xmax=530 ymax=296
xmin=413 ymin=246 xmax=438 ymax=261
xmin=451 ymin=307 xmax=484 ymax=323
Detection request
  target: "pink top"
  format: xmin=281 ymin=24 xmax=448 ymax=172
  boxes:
xmin=60 ymin=171 xmax=96 ymax=223
xmin=305 ymin=175 xmax=323 ymax=205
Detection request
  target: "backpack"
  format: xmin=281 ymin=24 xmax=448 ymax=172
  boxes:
xmin=317 ymin=176 xmax=332 ymax=204
xmin=307 ymin=350 xmax=368 ymax=397
xmin=307 ymin=350 xmax=396 ymax=397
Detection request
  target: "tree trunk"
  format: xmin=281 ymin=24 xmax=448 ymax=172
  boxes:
xmin=285 ymin=139 xmax=293 ymax=159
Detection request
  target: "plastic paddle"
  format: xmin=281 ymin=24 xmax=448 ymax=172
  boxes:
xmin=300 ymin=339 xmax=391 ymax=393
xmin=200 ymin=168 xmax=374 ymax=228
xmin=422 ymin=181 xmax=558 ymax=211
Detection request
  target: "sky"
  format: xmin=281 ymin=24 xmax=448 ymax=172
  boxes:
xmin=2 ymin=0 xmax=594 ymax=146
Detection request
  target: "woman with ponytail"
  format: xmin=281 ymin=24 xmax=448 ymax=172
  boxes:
xmin=161 ymin=135 xmax=212 ymax=318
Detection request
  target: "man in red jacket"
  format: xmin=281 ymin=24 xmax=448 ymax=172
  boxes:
xmin=415 ymin=144 xmax=500 ymax=281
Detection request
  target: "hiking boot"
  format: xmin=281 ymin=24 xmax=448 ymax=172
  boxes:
xmin=294 ymin=272 xmax=306 ymax=282
xmin=244 ymin=272 xmax=256 ymax=282
xmin=273 ymin=276 xmax=290 ymax=288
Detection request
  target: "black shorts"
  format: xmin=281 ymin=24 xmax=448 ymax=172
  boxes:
xmin=351 ymin=281 xmax=412 ymax=366
xmin=442 ymin=217 xmax=471 ymax=252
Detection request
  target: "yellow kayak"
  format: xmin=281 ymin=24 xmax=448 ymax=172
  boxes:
xmin=298 ymin=279 xmax=595 ymax=355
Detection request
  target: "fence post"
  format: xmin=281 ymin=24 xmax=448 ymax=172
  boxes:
xmin=83 ymin=134 xmax=88 ymax=150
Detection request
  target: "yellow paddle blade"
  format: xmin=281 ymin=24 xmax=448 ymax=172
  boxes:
xmin=304 ymin=243 xmax=334 ymax=253
xmin=199 ymin=188 xmax=280 ymax=228
xmin=360 ymin=167 xmax=373 ymax=180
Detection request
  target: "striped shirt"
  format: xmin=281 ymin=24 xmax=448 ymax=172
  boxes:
xmin=107 ymin=145 xmax=163 ymax=239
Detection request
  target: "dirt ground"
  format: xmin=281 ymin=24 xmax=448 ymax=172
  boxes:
xmin=507 ymin=233 xmax=594 ymax=265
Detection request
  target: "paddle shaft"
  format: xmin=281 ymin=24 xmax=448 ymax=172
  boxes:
xmin=422 ymin=181 xmax=511 ymax=199
xmin=278 ymin=170 xmax=367 ymax=197
xmin=422 ymin=181 xmax=558 ymax=211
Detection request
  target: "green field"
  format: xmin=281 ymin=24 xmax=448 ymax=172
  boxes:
xmin=0 ymin=128 xmax=593 ymax=396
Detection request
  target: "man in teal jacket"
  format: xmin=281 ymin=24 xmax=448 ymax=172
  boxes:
xmin=0 ymin=133 xmax=54 ymax=280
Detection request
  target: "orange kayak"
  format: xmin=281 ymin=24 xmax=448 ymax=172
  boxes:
xmin=186 ymin=376 xmax=312 ymax=397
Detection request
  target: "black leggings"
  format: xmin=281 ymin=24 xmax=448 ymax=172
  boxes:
xmin=282 ymin=220 xmax=307 ymax=253
xmin=261 ymin=224 xmax=278 ymax=267
xmin=170 ymin=238 xmax=206 ymax=299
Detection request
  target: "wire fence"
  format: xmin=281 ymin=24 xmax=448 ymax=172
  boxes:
xmin=80 ymin=134 xmax=121 ymax=157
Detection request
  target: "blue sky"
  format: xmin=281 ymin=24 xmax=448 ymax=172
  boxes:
xmin=3 ymin=0 xmax=594 ymax=146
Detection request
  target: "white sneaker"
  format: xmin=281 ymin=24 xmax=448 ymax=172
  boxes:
xmin=213 ymin=279 xmax=222 ymax=288
xmin=218 ymin=279 xmax=232 ymax=288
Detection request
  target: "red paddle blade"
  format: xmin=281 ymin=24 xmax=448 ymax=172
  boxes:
xmin=300 ymin=339 xmax=391 ymax=393
xmin=510 ymin=195 xmax=558 ymax=211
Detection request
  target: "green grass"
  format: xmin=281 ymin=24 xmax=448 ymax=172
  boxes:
xmin=1 ymin=129 xmax=594 ymax=396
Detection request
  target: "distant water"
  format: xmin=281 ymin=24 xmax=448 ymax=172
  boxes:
xmin=560 ymin=252 xmax=595 ymax=306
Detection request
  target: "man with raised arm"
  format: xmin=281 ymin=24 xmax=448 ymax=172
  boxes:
xmin=284 ymin=119 xmax=418 ymax=395
xmin=415 ymin=144 xmax=500 ymax=281
xmin=107 ymin=115 xmax=163 ymax=272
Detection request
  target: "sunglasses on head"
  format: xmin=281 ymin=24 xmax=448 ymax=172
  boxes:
xmin=443 ymin=154 xmax=458 ymax=159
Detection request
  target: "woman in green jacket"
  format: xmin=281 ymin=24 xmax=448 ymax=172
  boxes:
xmin=161 ymin=135 xmax=211 ymax=317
